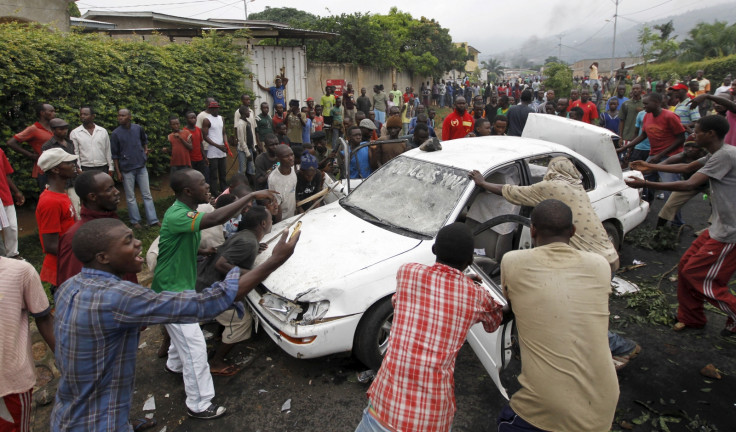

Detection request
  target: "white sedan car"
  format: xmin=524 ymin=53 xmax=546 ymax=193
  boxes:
xmin=247 ymin=114 xmax=649 ymax=397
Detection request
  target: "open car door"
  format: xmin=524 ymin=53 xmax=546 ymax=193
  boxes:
xmin=522 ymin=113 xmax=623 ymax=179
xmin=465 ymin=214 xmax=531 ymax=400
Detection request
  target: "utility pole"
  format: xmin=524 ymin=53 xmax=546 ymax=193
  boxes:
xmin=610 ymin=0 xmax=619 ymax=80
xmin=557 ymin=34 xmax=564 ymax=60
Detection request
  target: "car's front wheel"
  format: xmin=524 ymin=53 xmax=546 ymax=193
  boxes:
xmin=353 ymin=297 xmax=393 ymax=370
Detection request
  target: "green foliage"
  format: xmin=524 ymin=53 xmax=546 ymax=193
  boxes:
xmin=248 ymin=6 xmax=318 ymax=27
xmin=542 ymin=63 xmax=572 ymax=98
xmin=625 ymin=225 xmax=681 ymax=251
xmin=252 ymin=7 xmax=465 ymax=78
xmin=623 ymin=282 xmax=674 ymax=326
xmin=544 ymin=56 xmax=566 ymax=66
xmin=636 ymin=54 xmax=736 ymax=84
xmin=481 ymin=58 xmax=504 ymax=82
xmin=67 ymin=2 xmax=81 ymax=18
xmin=638 ymin=21 xmax=680 ymax=63
xmin=0 ymin=23 xmax=249 ymax=200
xmin=679 ymin=21 xmax=736 ymax=62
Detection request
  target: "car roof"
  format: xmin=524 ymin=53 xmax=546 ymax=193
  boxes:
xmin=403 ymin=136 xmax=571 ymax=172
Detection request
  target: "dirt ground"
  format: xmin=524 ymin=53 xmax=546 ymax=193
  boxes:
xmin=30 ymin=186 xmax=736 ymax=432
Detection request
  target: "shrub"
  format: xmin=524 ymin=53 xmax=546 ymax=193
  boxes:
xmin=635 ymin=54 xmax=736 ymax=83
xmin=0 ymin=23 xmax=250 ymax=200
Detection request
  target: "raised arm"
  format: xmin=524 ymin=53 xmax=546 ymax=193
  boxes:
xmin=200 ymin=190 xmax=277 ymax=230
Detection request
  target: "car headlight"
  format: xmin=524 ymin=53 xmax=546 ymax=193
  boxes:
xmin=260 ymin=293 xmax=330 ymax=325
xmin=302 ymin=301 xmax=330 ymax=324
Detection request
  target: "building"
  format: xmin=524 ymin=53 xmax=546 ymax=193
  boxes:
xmin=0 ymin=0 xmax=72 ymax=31
xmin=456 ymin=42 xmax=481 ymax=74
xmin=571 ymin=57 xmax=643 ymax=78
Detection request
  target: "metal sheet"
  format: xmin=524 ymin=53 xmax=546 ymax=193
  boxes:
xmin=249 ymin=45 xmax=308 ymax=109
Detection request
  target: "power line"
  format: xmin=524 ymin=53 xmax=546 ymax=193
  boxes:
xmin=621 ymin=0 xmax=674 ymax=16
xmin=189 ymin=0 xmax=242 ymax=17
xmin=573 ymin=20 xmax=611 ymax=47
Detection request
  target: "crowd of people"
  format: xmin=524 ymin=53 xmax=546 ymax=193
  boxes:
xmin=1 ymin=64 xmax=735 ymax=432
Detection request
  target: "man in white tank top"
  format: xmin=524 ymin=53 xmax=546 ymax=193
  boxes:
xmin=201 ymin=101 xmax=230 ymax=195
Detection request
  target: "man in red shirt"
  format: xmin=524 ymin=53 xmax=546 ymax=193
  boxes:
xmin=36 ymin=148 xmax=79 ymax=292
xmin=442 ymin=97 xmax=474 ymax=141
xmin=6 ymin=103 xmax=55 ymax=190
xmin=357 ymin=223 xmax=503 ymax=432
xmin=185 ymin=111 xmax=208 ymax=183
xmin=56 ymin=170 xmax=137 ymax=286
xmin=570 ymin=89 xmax=599 ymax=124
xmin=619 ymin=92 xmax=686 ymax=164
xmin=0 ymin=148 xmax=25 ymax=258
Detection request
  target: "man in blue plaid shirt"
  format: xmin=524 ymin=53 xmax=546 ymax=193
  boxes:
xmin=50 ymin=218 xmax=299 ymax=431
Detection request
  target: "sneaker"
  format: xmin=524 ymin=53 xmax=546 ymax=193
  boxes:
xmin=164 ymin=364 xmax=182 ymax=375
xmin=187 ymin=404 xmax=227 ymax=420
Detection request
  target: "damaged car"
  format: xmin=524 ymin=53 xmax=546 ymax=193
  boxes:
xmin=246 ymin=114 xmax=649 ymax=397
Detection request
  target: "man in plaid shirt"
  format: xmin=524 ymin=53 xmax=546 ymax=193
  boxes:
xmin=356 ymin=223 xmax=504 ymax=432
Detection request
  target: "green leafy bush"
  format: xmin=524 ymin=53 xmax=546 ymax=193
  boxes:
xmin=542 ymin=62 xmax=573 ymax=99
xmin=0 ymin=23 xmax=249 ymax=200
xmin=635 ymin=54 xmax=736 ymax=83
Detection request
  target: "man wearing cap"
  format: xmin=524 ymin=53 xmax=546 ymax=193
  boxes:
xmin=70 ymin=106 xmax=114 ymax=177
xmin=35 ymin=148 xmax=79 ymax=292
xmin=671 ymin=83 xmax=701 ymax=135
xmin=257 ymin=74 xmax=288 ymax=114
xmin=6 ymin=103 xmax=55 ymax=191
xmin=442 ymin=96 xmax=474 ymax=141
xmin=42 ymin=118 xmax=82 ymax=216
xmin=111 ymin=109 xmax=160 ymax=229
xmin=201 ymin=101 xmax=230 ymax=196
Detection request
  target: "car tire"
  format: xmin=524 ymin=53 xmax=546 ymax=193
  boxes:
xmin=604 ymin=221 xmax=621 ymax=251
xmin=353 ymin=297 xmax=393 ymax=371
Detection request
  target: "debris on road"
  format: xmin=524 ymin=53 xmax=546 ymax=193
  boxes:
xmin=281 ymin=399 xmax=291 ymax=412
xmin=143 ymin=395 xmax=155 ymax=411
xmin=700 ymin=364 xmax=722 ymax=380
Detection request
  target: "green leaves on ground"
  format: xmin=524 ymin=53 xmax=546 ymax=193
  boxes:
xmin=623 ymin=283 xmax=674 ymax=327
xmin=0 ymin=23 xmax=249 ymax=200
xmin=625 ymin=225 xmax=681 ymax=251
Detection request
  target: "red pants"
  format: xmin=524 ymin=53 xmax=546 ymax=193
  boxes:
xmin=0 ymin=389 xmax=33 ymax=432
xmin=677 ymin=230 xmax=736 ymax=332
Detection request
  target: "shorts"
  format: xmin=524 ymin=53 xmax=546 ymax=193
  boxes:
xmin=215 ymin=307 xmax=252 ymax=344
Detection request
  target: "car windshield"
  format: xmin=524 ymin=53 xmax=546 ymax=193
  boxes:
xmin=341 ymin=156 xmax=470 ymax=237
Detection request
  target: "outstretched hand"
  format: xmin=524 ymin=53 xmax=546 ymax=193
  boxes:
xmin=271 ymin=229 xmax=300 ymax=263
xmin=468 ymin=170 xmax=485 ymax=185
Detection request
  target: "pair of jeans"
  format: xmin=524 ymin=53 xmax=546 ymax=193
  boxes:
xmin=354 ymin=407 xmax=392 ymax=432
xmin=497 ymin=405 xmax=546 ymax=431
xmin=208 ymin=157 xmax=227 ymax=195
xmin=121 ymin=166 xmax=158 ymax=225
xmin=237 ymin=150 xmax=255 ymax=175
xmin=609 ymin=331 xmax=637 ymax=356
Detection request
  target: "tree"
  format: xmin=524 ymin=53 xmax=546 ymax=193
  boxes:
xmin=638 ymin=20 xmax=679 ymax=63
xmin=481 ymin=58 xmax=504 ymax=82
xmin=543 ymin=63 xmax=573 ymax=98
xmin=248 ymin=7 xmax=318 ymax=27
xmin=544 ymin=56 xmax=566 ymax=65
xmin=679 ymin=21 xmax=736 ymax=62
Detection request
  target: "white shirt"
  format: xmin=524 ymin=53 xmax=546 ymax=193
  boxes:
xmin=714 ymin=85 xmax=731 ymax=98
xmin=69 ymin=124 xmax=113 ymax=171
xmin=268 ymin=168 xmax=297 ymax=219
xmin=205 ymin=113 xmax=226 ymax=159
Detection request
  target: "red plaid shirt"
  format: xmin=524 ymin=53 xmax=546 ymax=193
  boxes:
xmin=367 ymin=262 xmax=503 ymax=432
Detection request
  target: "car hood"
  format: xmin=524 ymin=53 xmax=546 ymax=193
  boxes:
xmin=255 ymin=201 xmax=423 ymax=300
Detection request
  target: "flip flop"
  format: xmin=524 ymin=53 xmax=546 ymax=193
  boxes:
xmin=131 ymin=417 xmax=157 ymax=432
xmin=210 ymin=364 xmax=242 ymax=377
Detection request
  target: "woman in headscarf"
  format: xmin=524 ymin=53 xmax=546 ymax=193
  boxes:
xmin=469 ymin=156 xmax=639 ymax=369
xmin=470 ymin=156 xmax=618 ymax=269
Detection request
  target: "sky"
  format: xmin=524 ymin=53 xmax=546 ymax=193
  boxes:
xmin=78 ymin=0 xmax=731 ymax=57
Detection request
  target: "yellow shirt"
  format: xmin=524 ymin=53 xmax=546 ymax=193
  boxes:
xmin=501 ymin=243 xmax=619 ymax=431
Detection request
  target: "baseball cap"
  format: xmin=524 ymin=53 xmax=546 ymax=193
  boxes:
xmin=668 ymin=83 xmax=688 ymax=91
xmin=359 ymin=119 xmax=377 ymax=130
xmin=38 ymin=148 xmax=78 ymax=171
xmin=49 ymin=118 xmax=69 ymax=129
xmin=208 ymin=101 xmax=220 ymax=108
xmin=305 ymin=97 xmax=314 ymax=102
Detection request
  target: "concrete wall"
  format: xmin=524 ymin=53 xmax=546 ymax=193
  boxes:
xmin=0 ymin=0 xmax=70 ymax=31
xmin=306 ymin=62 xmax=429 ymax=101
